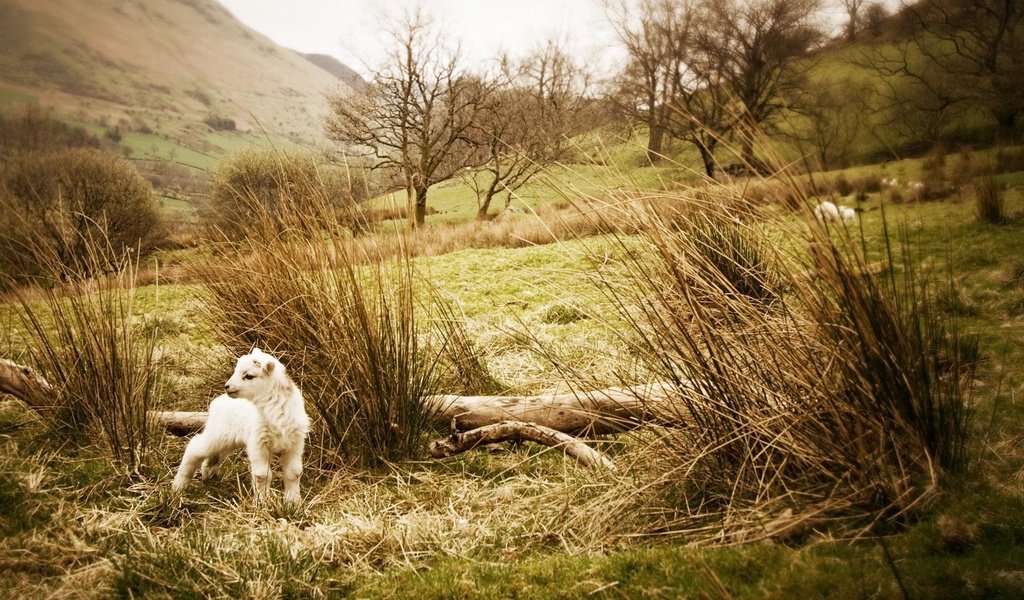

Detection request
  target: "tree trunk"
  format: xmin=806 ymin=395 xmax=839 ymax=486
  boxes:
xmin=411 ymin=184 xmax=428 ymax=227
xmin=476 ymin=176 xmax=502 ymax=220
xmin=646 ymin=123 xmax=665 ymax=164
xmin=996 ymin=111 xmax=1018 ymax=145
xmin=696 ymin=142 xmax=717 ymax=179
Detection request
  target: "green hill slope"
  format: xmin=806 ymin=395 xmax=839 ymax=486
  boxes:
xmin=0 ymin=0 xmax=354 ymax=159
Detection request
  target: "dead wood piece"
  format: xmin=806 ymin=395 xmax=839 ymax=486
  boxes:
xmin=151 ymin=411 xmax=210 ymax=436
xmin=428 ymin=420 xmax=616 ymax=469
xmin=424 ymin=381 xmax=688 ymax=435
xmin=0 ymin=358 xmax=53 ymax=409
xmin=5 ymin=354 xmax=696 ymax=439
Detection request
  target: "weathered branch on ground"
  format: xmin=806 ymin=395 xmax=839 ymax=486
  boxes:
xmin=428 ymin=420 xmax=616 ymax=469
xmin=423 ymin=382 xmax=687 ymax=435
xmin=0 ymin=358 xmax=52 ymax=410
xmin=3 ymin=357 xmax=694 ymax=439
xmin=151 ymin=411 xmax=210 ymax=436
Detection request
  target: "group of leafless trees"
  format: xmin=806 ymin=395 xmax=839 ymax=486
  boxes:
xmin=326 ymin=1 xmax=1022 ymax=223
xmin=326 ymin=11 xmax=592 ymax=226
xmin=609 ymin=0 xmax=825 ymax=175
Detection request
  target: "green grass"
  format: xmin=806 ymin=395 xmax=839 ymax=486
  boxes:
xmin=0 ymin=88 xmax=38 ymax=105
xmin=1 ymin=162 xmax=1023 ymax=596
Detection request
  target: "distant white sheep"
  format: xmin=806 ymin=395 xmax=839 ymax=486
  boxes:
xmin=172 ymin=348 xmax=309 ymax=506
xmin=881 ymin=177 xmax=899 ymax=188
xmin=813 ymin=201 xmax=857 ymax=224
xmin=908 ymin=180 xmax=925 ymax=200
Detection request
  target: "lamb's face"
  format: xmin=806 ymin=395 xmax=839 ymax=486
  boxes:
xmin=224 ymin=349 xmax=278 ymax=401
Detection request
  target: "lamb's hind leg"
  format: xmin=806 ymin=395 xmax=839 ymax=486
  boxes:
xmin=200 ymin=449 xmax=233 ymax=480
xmin=172 ymin=434 xmax=210 ymax=494
xmin=280 ymin=438 xmax=305 ymax=507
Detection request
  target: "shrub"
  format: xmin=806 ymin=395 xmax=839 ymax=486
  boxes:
xmin=0 ymin=105 xmax=100 ymax=156
xmin=922 ymin=145 xmax=947 ymax=183
xmin=833 ymin=173 xmax=853 ymax=197
xmin=203 ymin=114 xmax=235 ymax=131
xmin=583 ymin=187 xmax=973 ymax=537
xmin=995 ymin=146 xmax=1024 ymax=174
xmin=974 ymin=175 xmax=1006 ymax=224
xmin=194 ymin=187 xmax=460 ymax=469
xmin=203 ymin=148 xmax=365 ymax=240
xmin=0 ymin=149 xmax=166 ymax=283
xmin=8 ymin=241 xmax=161 ymax=470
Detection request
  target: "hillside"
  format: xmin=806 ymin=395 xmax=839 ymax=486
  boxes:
xmin=302 ymin=53 xmax=366 ymax=91
xmin=0 ymin=0 xmax=355 ymax=160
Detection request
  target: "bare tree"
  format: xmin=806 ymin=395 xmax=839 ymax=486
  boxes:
xmin=695 ymin=0 xmax=825 ymax=167
xmin=839 ymin=0 xmax=868 ymax=40
xmin=899 ymin=0 xmax=1023 ymax=142
xmin=780 ymin=77 xmax=866 ymax=169
xmin=326 ymin=10 xmax=490 ymax=226
xmin=467 ymin=42 xmax=590 ymax=219
xmin=608 ymin=0 xmax=692 ymax=163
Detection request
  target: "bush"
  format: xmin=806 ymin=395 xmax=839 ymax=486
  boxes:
xmin=974 ymin=175 xmax=1006 ymax=224
xmin=203 ymin=115 xmax=236 ymax=131
xmin=203 ymin=148 xmax=365 ymax=240
xmin=0 ymin=105 xmax=100 ymax=156
xmin=0 ymin=149 xmax=166 ymax=283
xmin=583 ymin=186 xmax=973 ymax=536
xmin=995 ymin=146 xmax=1024 ymax=174
xmin=9 ymin=243 xmax=161 ymax=470
xmin=194 ymin=188 xmax=461 ymax=469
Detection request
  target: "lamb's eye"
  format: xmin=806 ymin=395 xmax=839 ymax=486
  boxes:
xmin=243 ymin=374 xmax=256 ymax=380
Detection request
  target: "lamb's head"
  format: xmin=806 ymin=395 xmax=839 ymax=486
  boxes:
xmin=224 ymin=348 xmax=283 ymax=402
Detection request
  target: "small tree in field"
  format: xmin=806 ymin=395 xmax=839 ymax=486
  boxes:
xmin=467 ymin=42 xmax=590 ymax=219
xmin=326 ymin=10 xmax=490 ymax=227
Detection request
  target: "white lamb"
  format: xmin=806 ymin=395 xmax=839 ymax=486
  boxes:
xmin=171 ymin=348 xmax=309 ymax=506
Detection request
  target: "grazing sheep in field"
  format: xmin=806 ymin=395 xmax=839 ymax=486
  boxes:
xmin=172 ymin=348 xmax=309 ymax=506
xmin=813 ymin=201 xmax=857 ymax=224
xmin=908 ymin=180 xmax=925 ymax=200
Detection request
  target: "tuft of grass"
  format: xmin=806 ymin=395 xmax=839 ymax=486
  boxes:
xmin=572 ymin=179 xmax=975 ymax=540
xmin=193 ymin=176 xmax=461 ymax=469
xmin=974 ymin=175 xmax=1007 ymax=224
xmin=5 ymin=233 xmax=161 ymax=471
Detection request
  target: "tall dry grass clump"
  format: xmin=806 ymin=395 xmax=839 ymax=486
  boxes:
xmin=192 ymin=170 xmax=475 ymax=469
xmin=578 ymin=181 xmax=973 ymax=541
xmin=5 ymin=232 xmax=161 ymax=471
xmin=974 ymin=174 xmax=1006 ymax=224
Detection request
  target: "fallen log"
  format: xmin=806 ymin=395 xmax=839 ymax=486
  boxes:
xmin=3 ymin=357 xmax=694 ymax=437
xmin=0 ymin=358 xmax=52 ymax=410
xmin=423 ymin=382 xmax=686 ymax=435
xmin=428 ymin=420 xmax=616 ymax=469
xmin=151 ymin=381 xmax=691 ymax=436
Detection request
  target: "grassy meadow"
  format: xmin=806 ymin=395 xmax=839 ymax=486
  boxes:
xmin=1 ymin=134 xmax=1024 ymax=599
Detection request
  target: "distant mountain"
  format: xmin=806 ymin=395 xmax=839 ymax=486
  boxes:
xmin=302 ymin=53 xmax=366 ymax=91
xmin=0 ymin=0 xmax=358 ymax=156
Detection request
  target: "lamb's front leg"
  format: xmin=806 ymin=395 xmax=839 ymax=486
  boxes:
xmin=280 ymin=438 xmax=305 ymax=507
xmin=245 ymin=441 xmax=272 ymax=503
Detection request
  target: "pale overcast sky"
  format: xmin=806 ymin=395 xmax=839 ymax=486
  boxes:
xmin=215 ymin=0 xmax=621 ymax=80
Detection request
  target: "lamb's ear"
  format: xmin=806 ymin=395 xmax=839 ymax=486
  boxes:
xmin=263 ymin=361 xmax=275 ymax=376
